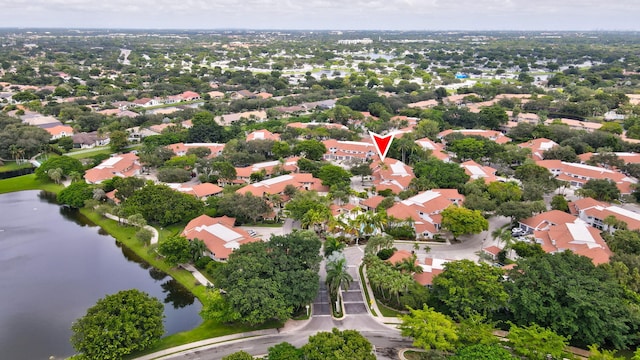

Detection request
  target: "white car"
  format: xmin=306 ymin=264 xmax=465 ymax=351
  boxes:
xmin=511 ymin=228 xmax=525 ymax=236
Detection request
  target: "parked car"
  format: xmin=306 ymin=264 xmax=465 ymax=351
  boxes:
xmin=511 ymin=228 xmax=525 ymax=236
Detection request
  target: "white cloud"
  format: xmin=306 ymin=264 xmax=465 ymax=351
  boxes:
xmin=0 ymin=0 xmax=638 ymax=29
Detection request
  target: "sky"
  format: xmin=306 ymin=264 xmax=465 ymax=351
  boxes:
xmin=0 ymin=0 xmax=638 ymax=31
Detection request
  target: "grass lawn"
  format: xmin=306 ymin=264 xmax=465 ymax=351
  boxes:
xmin=66 ymin=147 xmax=113 ymax=159
xmin=0 ymin=174 xmax=63 ymax=195
xmin=0 ymin=161 xmax=32 ymax=172
xmin=359 ymin=264 xmax=377 ymax=317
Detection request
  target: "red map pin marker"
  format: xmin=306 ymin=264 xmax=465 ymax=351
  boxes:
xmin=369 ymin=131 xmax=395 ymax=161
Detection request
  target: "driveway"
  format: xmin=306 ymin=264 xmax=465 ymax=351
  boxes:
xmin=237 ymin=225 xmax=284 ymax=240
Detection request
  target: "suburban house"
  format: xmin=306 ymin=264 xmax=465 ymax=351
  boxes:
xmin=578 ymin=152 xmax=640 ymax=165
xmin=414 ymin=257 xmax=451 ymax=287
xmin=360 ymin=195 xmax=386 ymax=212
xmin=207 ymin=91 xmax=225 ymax=99
xmin=414 ymin=137 xmax=451 ymax=162
xmin=544 ymin=118 xmax=603 ymax=132
xmin=569 ymin=197 xmax=640 ymax=232
xmin=535 ymin=159 xmax=637 ymax=195
xmin=517 ymin=138 xmax=558 ymax=161
xmin=287 ymin=122 xmax=348 ymax=131
xmin=235 ymin=158 xmax=300 ymax=183
xmin=181 ymin=215 xmax=259 ymax=261
xmin=443 ymin=93 xmax=479 ymax=106
xmin=387 ymin=189 xmax=465 ymax=239
xmin=323 ymin=139 xmax=378 ymax=162
xmin=370 ymin=158 xmax=415 ymax=194
xmin=180 ymin=91 xmax=201 ymax=101
xmin=132 ymin=98 xmax=160 ymax=107
xmin=407 ymin=99 xmax=438 ymax=109
xmin=217 ymin=110 xmax=267 ymax=125
xmin=437 ymin=129 xmax=512 ymax=145
xmin=518 ymin=210 xmax=612 ymax=265
xmin=166 ymin=142 xmax=225 ymax=158
xmin=460 ymin=160 xmax=498 ymax=183
xmin=44 ymin=124 xmax=74 ymax=140
xmin=163 ymin=95 xmax=182 ymax=104
xmin=168 ymin=183 xmax=224 ymax=200
xmin=236 ymin=173 xmax=327 ymax=198
xmin=232 ymin=89 xmax=257 ymax=99
xmin=517 ymin=210 xmax=582 ymax=233
xmin=84 ymin=153 xmax=141 ymax=184
xmin=246 ymin=129 xmax=281 ymax=142
xmin=72 ymin=132 xmax=110 ymax=149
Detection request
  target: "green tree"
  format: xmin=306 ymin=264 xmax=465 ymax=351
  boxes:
xmin=136 ymin=228 xmax=154 ymax=245
xmin=506 ymin=252 xmax=638 ymax=348
xmin=157 ymin=167 xmax=192 ymax=183
xmin=70 ymin=289 xmax=164 ymax=360
xmin=157 ymin=236 xmax=192 ymax=266
xmin=325 ymin=255 xmax=353 ymax=303
xmin=215 ymin=231 xmax=321 ymax=325
xmin=550 ymin=194 xmax=569 ymax=212
xmin=507 ymin=323 xmax=568 ymax=360
xmin=284 ymin=191 xmax=330 ymax=221
xmin=487 ymin=181 xmax=522 ymax=204
xmin=441 ymin=206 xmax=488 ymax=240
xmin=577 ymin=179 xmax=620 ymax=202
xmin=399 ymin=305 xmax=459 ymax=352
xmin=479 ymin=105 xmax=509 ymax=130
xmin=496 ymin=200 xmax=546 ymax=223
xmin=58 ymin=136 xmax=74 ymax=152
xmin=120 ymin=184 xmax=204 ymax=226
xmin=301 ymin=328 xmax=376 ymax=360
xmin=413 ymin=157 xmax=470 ymax=189
xmin=48 ymin=167 xmax=63 ymax=184
xmin=456 ymin=315 xmax=499 ymax=347
xmin=187 ymin=111 xmax=228 ymax=143
xmin=293 ymin=139 xmax=327 ymax=161
xmin=452 ymin=344 xmax=515 ymax=360
xmin=189 ymin=239 xmax=207 ymax=262
xmin=217 ymin=192 xmax=271 ymax=224
xmin=267 ymin=342 xmax=302 ymax=360
xmin=587 ymin=345 xmax=625 ymax=360
xmin=430 ymin=260 xmax=508 ymax=319
xmin=109 ymin=130 xmax=129 ymax=152
xmin=35 ymin=156 xmax=84 ymax=181
xmin=221 ymin=351 xmax=254 ymax=360
xmin=57 ymin=181 xmax=94 ymax=208
xmin=317 ymin=164 xmax=352 ymax=187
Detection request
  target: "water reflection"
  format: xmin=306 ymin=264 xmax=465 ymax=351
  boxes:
xmin=161 ymin=279 xmax=196 ymax=309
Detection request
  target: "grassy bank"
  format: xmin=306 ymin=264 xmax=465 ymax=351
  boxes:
xmin=80 ymin=209 xmax=280 ymax=354
xmin=0 ymin=161 xmax=32 ymax=172
xmin=0 ymin=174 xmax=63 ymax=194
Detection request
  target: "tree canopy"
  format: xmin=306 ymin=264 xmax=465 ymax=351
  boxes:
xmin=213 ymin=230 xmax=322 ymax=325
xmin=120 ymin=184 xmax=204 ymax=226
xmin=301 ymin=328 xmax=376 ymax=360
xmin=70 ymin=289 xmax=164 ymax=360
xmin=399 ymin=305 xmax=459 ymax=352
xmin=441 ymin=205 xmax=488 ymax=239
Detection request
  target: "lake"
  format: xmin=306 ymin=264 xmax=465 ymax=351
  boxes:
xmin=0 ymin=191 xmax=202 ymax=360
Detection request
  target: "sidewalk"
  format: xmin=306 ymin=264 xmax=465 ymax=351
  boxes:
xmin=135 ymin=329 xmax=278 ymax=360
xmin=103 ymin=213 xmax=159 ymax=244
xmin=180 ymin=263 xmax=213 ymax=287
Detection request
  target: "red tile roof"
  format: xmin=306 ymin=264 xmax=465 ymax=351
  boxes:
xmin=519 ymin=210 xmax=579 ymax=231
xmin=370 ymin=158 xmax=415 ymax=194
xmin=84 ymin=153 xmax=141 ymax=184
xmin=246 ymin=129 xmax=281 ymax=142
xmin=236 ymin=173 xmax=327 ymax=197
xmin=182 ymin=215 xmax=259 ymax=260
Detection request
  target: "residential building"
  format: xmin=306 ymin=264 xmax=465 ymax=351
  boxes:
xmin=132 ymin=98 xmax=160 ymax=107
xmin=72 ymin=132 xmax=110 ymax=149
xmin=578 ymin=152 xmax=640 ymax=165
xmin=460 ymin=160 xmax=498 ymax=183
xmin=437 ymin=129 xmax=512 ymax=144
xmin=168 ymin=183 xmax=224 ymax=200
xmin=414 ymin=257 xmax=451 ymax=287
xmin=407 ymin=99 xmax=438 ymax=109
xmin=443 ymin=93 xmax=479 ymax=106
xmin=217 ymin=110 xmax=267 ymax=125
xmin=44 ymin=124 xmax=74 ymax=139
xmin=287 ymin=121 xmax=348 ymax=131
xmin=517 ymin=138 xmax=558 ymax=161
xmin=536 ymin=160 xmax=637 ymax=194
xmin=569 ymin=197 xmax=640 ymax=232
xmin=246 ymin=129 xmax=281 ymax=142
xmin=180 ymin=91 xmax=201 ymax=101
xmin=518 ymin=209 xmax=612 ymax=265
xmin=236 ymin=173 xmax=327 ymax=198
xmin=235 ymin=157 xmax=300 ymax=183
xmin=166 ymin=142 xmax=225 ymax=158
xmin=84 ymin=153 xmax=141 ymax=184
xmin=323 ymin=139 xmax=378 ymax=162
xmin=414 ymin=137 xmax=451 ymax=162
xmin=370 ymin=158 xmax=415 ymax=194
xmin=182 ymin=215 xmax=259 ymax=261
xmin=387 ymin=189 xmax=465 ymax=239
xmin=544 ymin=118 xmax=603 ymax=132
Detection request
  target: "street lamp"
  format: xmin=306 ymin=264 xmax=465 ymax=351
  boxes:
xmin=306 ymin=304 xmax=310 ymax=317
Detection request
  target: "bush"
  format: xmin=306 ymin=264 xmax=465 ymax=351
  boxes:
xmin=377 ymin=248 xmax=396 ymax=260
xmin=195 ymin=256 xmax=213 ymax=270
xmin=385 ymin=225 xmax=416 ymax=240
xmin=157 ymin=167 xmax=192 ymax=183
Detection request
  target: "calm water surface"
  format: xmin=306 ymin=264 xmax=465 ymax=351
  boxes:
xmin=0 ymin=191 xmax=202 ymax=360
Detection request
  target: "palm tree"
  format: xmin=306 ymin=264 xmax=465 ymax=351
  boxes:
xmin=325 ymin=257 xmax=353 ymax=301
xmin=68 ymin=171 xmax=82 ymax=183
xmin=324 ymin=237 xmax=346 ymax=257
xmin=491 ymin=226 xmax=514 ymax=249
xmin=393 ymin=254 xmax=423 ymax=275
xmin=47 ymin=168 xmax=63 ymax=184
xmin=189 ymin=239 xmax=207 ymax=263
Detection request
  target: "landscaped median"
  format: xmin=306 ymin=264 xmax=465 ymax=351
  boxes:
xmin=0 ymin=174 xmax=63 ymax=194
